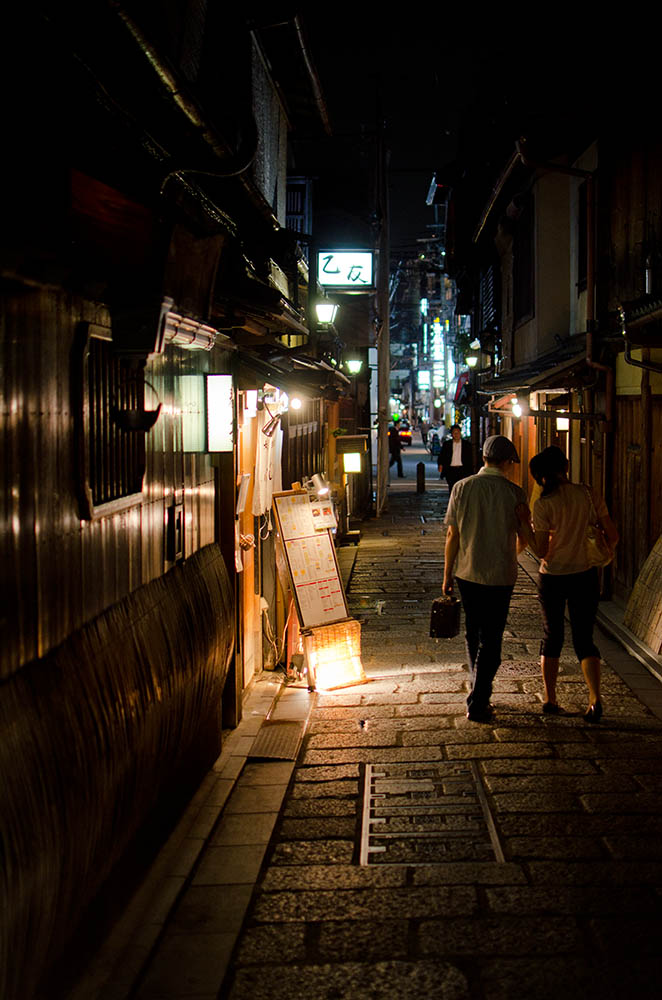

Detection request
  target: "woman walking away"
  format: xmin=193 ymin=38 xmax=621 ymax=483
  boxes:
xmin=525 ymin=446 xmax=619 ymax=722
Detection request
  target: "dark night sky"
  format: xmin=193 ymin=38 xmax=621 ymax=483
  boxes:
xmin=301 ymin=14 xmax=657 ymax=258
xmin=303 ymin=12 xmax=464 ymax=253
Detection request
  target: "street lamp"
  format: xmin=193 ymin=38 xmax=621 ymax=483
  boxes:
xmin=316 ymin=302 xmax=338 ymax=324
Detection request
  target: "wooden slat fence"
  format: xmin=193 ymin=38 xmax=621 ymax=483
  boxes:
xmin=0 ymin=543 xmax=233 ymax=1000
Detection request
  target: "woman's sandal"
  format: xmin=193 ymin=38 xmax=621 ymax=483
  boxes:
xmin=583 ymin=700 xmax=603 ymax=724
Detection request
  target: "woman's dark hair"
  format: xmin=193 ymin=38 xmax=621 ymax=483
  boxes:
xmin=529 ymin=446 xmax=568 ymax=497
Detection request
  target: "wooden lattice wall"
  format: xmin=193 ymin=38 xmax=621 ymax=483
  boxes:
xmin=0 ymin=543 xmax=233 ymax=1000
xmin=624 ymin=534 xmax=662 ymax=653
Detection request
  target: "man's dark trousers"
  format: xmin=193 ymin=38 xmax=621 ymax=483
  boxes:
xmin=456 ymin=577 xmax=514 ymax=713
xmin=445 ymin=468 xmax=466 ymax=490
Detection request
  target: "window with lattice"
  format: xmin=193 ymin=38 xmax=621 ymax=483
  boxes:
xmin=75 ymin=325 xmax=146 ymax=518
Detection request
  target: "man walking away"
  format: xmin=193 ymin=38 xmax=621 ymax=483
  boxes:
xmin=442 ymin=435 xmax=534 ymax=722
xmin=438 ymin=424 xmax=473 ymax=487
xmin=388 ymin=424 xmax=404 ymax=478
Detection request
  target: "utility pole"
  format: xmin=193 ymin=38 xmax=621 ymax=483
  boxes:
xmin=376 ymin=123 xmax=390 ymax=517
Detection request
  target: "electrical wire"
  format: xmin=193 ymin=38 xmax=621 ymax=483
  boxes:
xmin=262 ymin=596 xmax=295 ymax=668
xmin=259 ymin=511 xmax=272 ymax=539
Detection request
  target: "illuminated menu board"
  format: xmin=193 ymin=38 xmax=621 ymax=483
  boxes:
xmin=273 ymin=491 xmax=349 ymax=628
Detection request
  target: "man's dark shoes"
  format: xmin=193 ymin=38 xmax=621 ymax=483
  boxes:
xmin=466 ymin=705 xmax=494 ymax=723
xmin=542 ymin=702 xmax=562 ymax=715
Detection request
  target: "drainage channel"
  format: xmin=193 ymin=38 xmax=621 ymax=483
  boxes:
xmin=359 ymin=762 xmax=505 ymax=866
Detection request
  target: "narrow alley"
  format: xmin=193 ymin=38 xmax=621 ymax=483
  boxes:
xmin=5 ymin=11 xmax=662 ymax=1000
xmin=79 ymin=473 xmax=662 ymax=1000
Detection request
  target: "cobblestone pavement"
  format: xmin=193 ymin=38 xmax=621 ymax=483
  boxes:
xmin=214 ymin=487 xmax=662 ymax=1000
xmin=118 ymin=483 xmax=662 ymax=1000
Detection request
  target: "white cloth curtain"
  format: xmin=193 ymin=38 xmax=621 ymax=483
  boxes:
xmin=251 ymin=408 xmax=282 ymax=516
xmin=273 ymin=426 xmax=283 ymax=495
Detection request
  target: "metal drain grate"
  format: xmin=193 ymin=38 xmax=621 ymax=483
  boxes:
xmin=359 ymin=762 xmax=505 ymax=866
xmin=248 ymin=720 xmax=306 ymax=760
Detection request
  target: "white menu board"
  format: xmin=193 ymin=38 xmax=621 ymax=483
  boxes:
xmin=273 ymin=491 xmax=349 ymax=628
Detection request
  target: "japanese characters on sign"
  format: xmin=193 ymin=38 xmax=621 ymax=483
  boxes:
xmin=317 ymin=250 xmax=374 ymax=289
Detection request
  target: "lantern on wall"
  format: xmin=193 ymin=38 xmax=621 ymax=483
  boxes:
xmin=206 ymin=374 xmax=233 ymax=452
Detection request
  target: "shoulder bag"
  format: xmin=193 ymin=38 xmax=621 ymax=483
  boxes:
xmin=584 ymin=485 xmax=614 ymax=568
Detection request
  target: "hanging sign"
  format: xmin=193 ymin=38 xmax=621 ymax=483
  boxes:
xmin=317 ymin=250 xmax=374 ymax=289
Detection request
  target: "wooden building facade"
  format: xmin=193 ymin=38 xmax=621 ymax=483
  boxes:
xmin=457 ymin=126 xmax=662 ymax=654
xmin=0 ymin=6 xmax=348 ymax=997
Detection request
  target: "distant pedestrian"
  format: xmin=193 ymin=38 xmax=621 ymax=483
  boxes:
xmin=420 ymin=419 xmax=429 ymax=448
xmin=437 ymin=424 xmax=473 ymax=489
xmin=526 ymin=446 xmax=619 ymax=721
xmin=443 ymin=435 xmax=533 ymax=722
xmin=388 ymin=424 xmax=404 ymax=478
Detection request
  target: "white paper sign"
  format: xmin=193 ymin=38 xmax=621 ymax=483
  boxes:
xmin=273 ymin=492 xmax=348 ymax=628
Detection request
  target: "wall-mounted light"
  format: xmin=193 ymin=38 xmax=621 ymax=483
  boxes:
xmin=346 ymin=359 xmax=363 ymax=374
xmin=556 ymin=411 xmax=570 ymax=431
xmin=206 ymin=374 xmax=233 ymax=452
xmin=305 ymin=473 xmax=330 ymax=497
xmin=511 ymin=397 xmax=522 ymax=418
xmin=262 ymin=414 xmax=281 ymax=438
xmin=290 ymin=396 xmax=303 ymax=410
xmin=465 ymin=355 xmax=478 ymax=368
xmin=315 ymin=302 xmax=338 ymax=324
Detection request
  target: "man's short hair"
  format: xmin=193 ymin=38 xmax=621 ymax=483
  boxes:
xmin=482 ymin=435 xmax=519 ymax=463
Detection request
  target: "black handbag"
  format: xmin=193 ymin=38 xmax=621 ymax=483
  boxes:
xmin=429 ymin=595 xmax=461 ymax=638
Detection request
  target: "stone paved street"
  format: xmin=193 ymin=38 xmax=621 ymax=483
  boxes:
xmin=218 ymin=484 xmax=662 ymax=1000
xmin=114 ymin=475 xmax=662 ymax=1000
